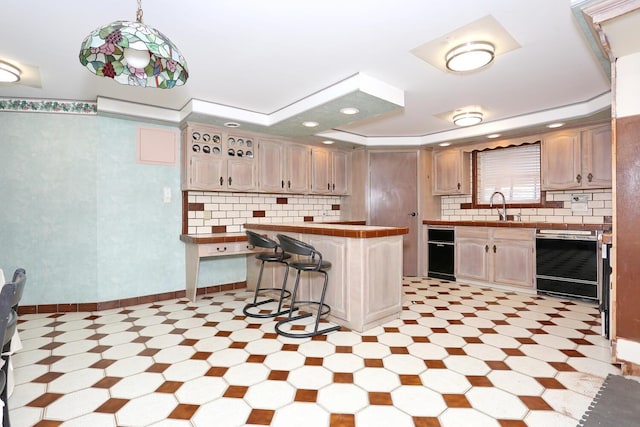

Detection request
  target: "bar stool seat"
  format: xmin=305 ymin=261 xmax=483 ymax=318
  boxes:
xmin=274 ymin=234 xmax=340 ymax=338
xmin=243 ymin=231 xmax=293 ymax=318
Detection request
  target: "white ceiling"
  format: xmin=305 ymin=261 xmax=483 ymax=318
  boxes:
xmin=0 ymin=0 xmax=613 ymax=146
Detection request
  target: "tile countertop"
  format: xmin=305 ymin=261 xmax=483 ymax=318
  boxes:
xmin=179 ymin=233 xmax=248 ymax=244
xmin=244 ymin=222 xmax=409 ymax=239
xmin=423 ymin=219 xmax=612 ymax=232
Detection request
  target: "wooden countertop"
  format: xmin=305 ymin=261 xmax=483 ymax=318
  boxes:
xmin=423 ymin=219 xmax=612 ymax=232
xmin=244 ymin=223 xmax=409 ymax=238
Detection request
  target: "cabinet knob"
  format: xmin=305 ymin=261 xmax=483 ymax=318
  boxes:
xmin=408 ymin=212 xmax=417 ymax=217
xmin=219 ymin=176 xmax=223 ymax=186
xmin=587 ymin=173 xmax=593 ymax=182
xmin=493 ymin=245 xmax=497 ymax=253
xmin=288 ymin=180 xmax=291 ymax=189
xmin=485 ymin=245 xmax=489 ymax=253
xmin=328 ymin=183 xmax=331 ymax=190
xmin=576 ymin=174 xmax=582 ymax=183
xmin=281 ymin=180 xmax=284 ymax=189
xmin=228 ymin=176 xmax=232 ymax=186
xmin=457 ymin=182 xmax=461 ymax=190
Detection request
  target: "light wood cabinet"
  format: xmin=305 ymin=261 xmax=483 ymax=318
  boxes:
xmin=433 ymin=148 xmax=470 ymax=195
xmin=541 ymin=124 xmax=612 ymax=190
xmin=455 ymin=226 xmax=535 ymax=288
xmin=181 ymin=123 xmax=257 ymax=191
xmin=311 ymin=147 xmax=350 ymax=195
xmin=257 ymin=140 xmax=310 ymax=193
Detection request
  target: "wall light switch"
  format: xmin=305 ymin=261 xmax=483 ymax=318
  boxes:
xmin=163 ymin=187 xmax=171 ymax=203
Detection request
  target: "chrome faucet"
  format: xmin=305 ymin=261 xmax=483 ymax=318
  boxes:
xmin=489 ymin=191 xmax=507 ymax=221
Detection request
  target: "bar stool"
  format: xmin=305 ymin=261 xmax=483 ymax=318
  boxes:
xmin=243 ymin=231 xmax=293 ymax=318
xmin=274 ymin=234 xmax=340 ymax=338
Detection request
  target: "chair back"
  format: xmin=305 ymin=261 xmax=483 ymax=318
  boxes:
xmin=277 ymin=234 xmax=323 ymax=258
xmin=246 ymin=230 xmax=279 ymax=249
xmin=0 ymin=283 xmax=16 ymax=350
xmin=10 ymin=268 xmax=26 ymax=310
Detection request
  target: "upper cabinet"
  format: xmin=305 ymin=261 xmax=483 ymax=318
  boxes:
xmin=310 ymin=147 xmax=350 ymax=195
xmin=182 ymin=122 xmax=349 ymax=195
xmin=541 ymin=124 xmax=612 ymax=190
xmin=432 ymin=148 xmax=470 ymax=195
xmin=181 ymin=123 xmax=257 ymax=191
xmin=258 ymin=139 xmax=310 ymax=193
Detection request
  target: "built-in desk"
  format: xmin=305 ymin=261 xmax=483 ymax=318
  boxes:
xmin=244 ymin=223 xmax=409 ymax=332
xmin=179 ymin=233 xmax=254 ymax=302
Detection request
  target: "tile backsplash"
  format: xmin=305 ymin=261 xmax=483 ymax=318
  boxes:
xmin=440 ymin=189 xmax=612 ymax=224
xmin=187 ymin=192 xmax=342 ymax=234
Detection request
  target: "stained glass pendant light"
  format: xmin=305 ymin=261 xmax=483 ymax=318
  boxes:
xmin=79 ymin=0 xmax=188 ymax=88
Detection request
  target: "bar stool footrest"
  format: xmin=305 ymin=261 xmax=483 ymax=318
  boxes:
xmin=274 ymin=301 xmax=340 ymax=338
xmin=243 ymin=288 xmax=293 ymax=318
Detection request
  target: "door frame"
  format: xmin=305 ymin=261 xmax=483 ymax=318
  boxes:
xmin=367 ymin=148 xmax=424 ymax=276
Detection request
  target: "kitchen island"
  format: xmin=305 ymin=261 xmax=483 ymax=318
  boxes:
xmin=244 ymin=223 xmax=409 ymax=333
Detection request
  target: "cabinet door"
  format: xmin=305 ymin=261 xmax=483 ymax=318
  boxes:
xmin=332 ymin=150 xmax=350 ymax=195
xmin=455 ymin=227 xmax=490 ymax=282
xmin=307 ymin=235 xmax=348 ymax=321
xmin=433 ymin=149 xmax=469 ymax=195
xmin=311 ymin=147 xmax=331 ymax=194
xmin=227 ymin=158 xmax=256 ymax=191
xmin=192 ymin=156 xmax=226 ymax=190
xmin=258 ymin=140 xmax=285 ymax=192
xmin=582 ymin=126 xmax=612 ymax=189
xmin=492 ymin=238 xmax=534 ymax=288
xmin=286 ymin=144 xmax=310 ymax=193
xmin=541 ymin=131 xmax=582 ymax=190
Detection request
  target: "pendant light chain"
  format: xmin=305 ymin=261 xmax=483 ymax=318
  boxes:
xmin=136 ymin=0 xmax=144 ymax=23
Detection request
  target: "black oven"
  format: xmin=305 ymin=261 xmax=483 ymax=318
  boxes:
xmin=535 ymin=230 xmax=599 ymax=301
xmin=427 ymin=228 xmax=455 ymax=281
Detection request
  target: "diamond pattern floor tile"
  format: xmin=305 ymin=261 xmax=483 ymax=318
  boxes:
xmin=9 ymin=278 xmax=622 ymax=426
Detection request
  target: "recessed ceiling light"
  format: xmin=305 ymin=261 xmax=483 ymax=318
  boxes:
xmin=439 ymin=142 xmax=451 ymax=147
xmin=224 ymin=122 xmax=240 ymax=128
xmin=487 ymin=133 xmax=501 ymax=139
xmin=322 ymin=140 xmax=335 ymax=145
xmin=0 ymin=60 xmax=21 ymax=83
xmin=445 ymin=41 xmax=495 ymax=72
xmin=302 ymin=121 xmax=319 ymax=128
xmin=340 ymin=107 xmax=359 ymax=115
xmin=546 ymin=122 xmax=565 ymax=128
xmin=453 ymin=111 xmax=483 ymax=126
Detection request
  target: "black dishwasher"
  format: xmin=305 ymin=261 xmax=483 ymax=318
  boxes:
xmin=427 ymin=228 xmax=455 ymax=281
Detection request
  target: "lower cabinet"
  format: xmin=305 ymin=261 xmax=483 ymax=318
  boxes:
xmin=455 ymin=226 xmax=535 ymax=289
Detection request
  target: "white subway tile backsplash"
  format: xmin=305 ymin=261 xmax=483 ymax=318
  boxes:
xmin=440 ymin=189 xmax=611 ymax=224
xmin=186 ymin=191 xmax=342 ymax=234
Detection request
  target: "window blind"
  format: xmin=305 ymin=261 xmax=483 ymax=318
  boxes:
xmin=477 ymin=143 xmax=540 ymax=204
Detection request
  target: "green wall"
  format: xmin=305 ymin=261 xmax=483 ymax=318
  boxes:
xmin=0 ymin=112 xmax=245 ymax=306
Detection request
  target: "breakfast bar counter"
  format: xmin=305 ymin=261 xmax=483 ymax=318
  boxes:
xmin=244 ymin=223 xmax=409 ymax=332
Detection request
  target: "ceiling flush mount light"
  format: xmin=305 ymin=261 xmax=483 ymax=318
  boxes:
xmin=322 ymin=140 xmax=335 ymax=145
xmin=0 ymin=60 xmax=21 ymax=83
xmin=79 ymin=0 xmax=188 ymax=88
xmin=302 ymin=121 xmax=319 ymax=128
xmin=453 ymin=111 xmax=483 ymax=126
xmin=340 ymin=107 xmax=359 ymax=115
xmin=439 ymin=142 xmax=451 ymax=147
xmin=224 ymin=122 xmax=240 ymax=128
xmin=445 ymin=41 xmax=495 ymax=72
xmin=547 ymin=122 xmax=565 ymax=128
xmin=487 ymin=133 xmax=501 ymax=139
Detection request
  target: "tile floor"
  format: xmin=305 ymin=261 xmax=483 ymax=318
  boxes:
xmin=10 ymin=277 xmax=620 ymax=427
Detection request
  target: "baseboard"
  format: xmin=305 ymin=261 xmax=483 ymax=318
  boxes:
xmin=17 ymin=281 xmax=247 ymax=315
